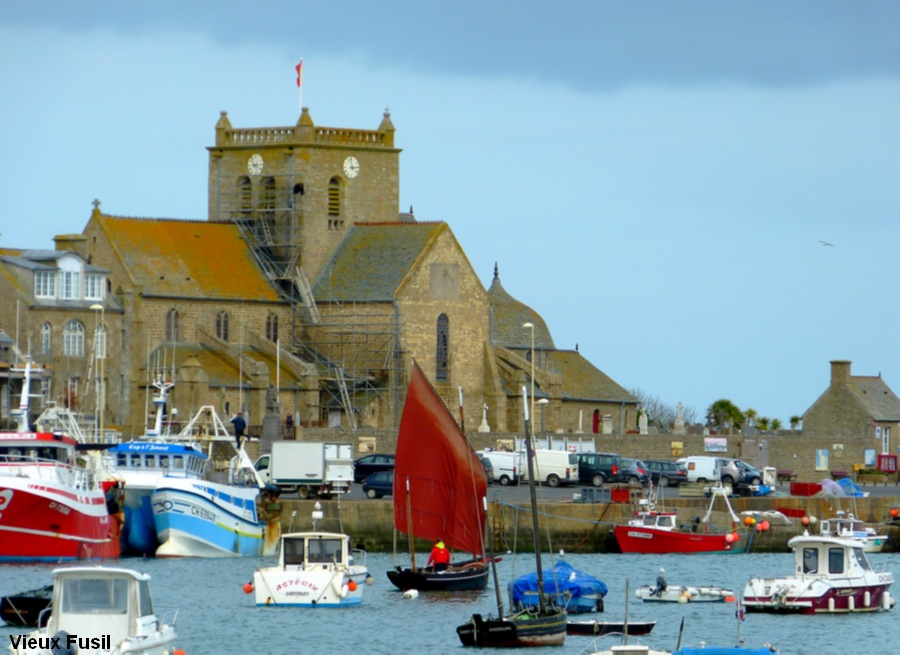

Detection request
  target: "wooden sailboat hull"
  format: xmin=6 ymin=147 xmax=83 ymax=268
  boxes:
xmin=387 ymin=561 xmax=489 ymax=591
xmin=457 ymin=608 xmax=568 ymax=647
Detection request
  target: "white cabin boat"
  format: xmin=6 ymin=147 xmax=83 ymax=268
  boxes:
xmin=819 ymin=511 xmax=888 ymax=553
xmin=743 ymin=532 xmax=895 ymax=614
xmin=7 ymin=566 xmax=178 ymax=655
xmin=252 ymin=531 xmax=372 ymax=607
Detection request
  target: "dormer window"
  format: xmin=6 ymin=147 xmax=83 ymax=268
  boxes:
xmin=85 ymin=274 xmax=104 ymax=300
xmin=60 ymin=271 xmax=80 ymax=299
xmin=35 ymin=270 xmax=56 ymax=297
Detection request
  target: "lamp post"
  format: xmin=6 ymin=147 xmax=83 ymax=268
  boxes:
xmin=522 ymin=322 xmax=535 ymax=432
xmin=537 ymin=397 xmax=549 ymax=434
xmin=90 ymin=303 xmax=105 ymax=439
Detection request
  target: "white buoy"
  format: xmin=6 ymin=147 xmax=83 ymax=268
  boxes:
xmin=403 ymin=589 xmax=419 ymax=599
xmin=848 ymin=596 xmax=855 ymax=611
xmin=864 ymin=591 xmax=871 ymax=608
xmin=828 ymin=597 xmax=835 ymax=612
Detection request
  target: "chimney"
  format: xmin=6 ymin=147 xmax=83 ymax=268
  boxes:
xmin=830 ymin=360 xmax=852 ymax=387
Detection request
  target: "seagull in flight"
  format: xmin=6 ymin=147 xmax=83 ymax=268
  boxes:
xmin=819 ymin=240 xmax=834 ymax=247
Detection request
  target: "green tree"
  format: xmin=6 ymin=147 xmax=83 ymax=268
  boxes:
xmin=771 ymin=418 xmax=782 ymax=430
xmin=744 ymin=407 xmax=757 ymax=427
xmin=756 ymin=417 xmax=770 ymax=431
xmin=789 ymin=415 xmax=802 ymax=430
xmin=707 ymin=399 xmax=745 ymax=433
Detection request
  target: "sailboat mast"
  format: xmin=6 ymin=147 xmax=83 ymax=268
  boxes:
xmin=522 ymin=386 xmax=547 ymax=615
xmin=405 ymin=476 xmax=418 ymax=573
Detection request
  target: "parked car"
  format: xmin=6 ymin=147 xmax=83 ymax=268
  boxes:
xmin=353 ymin=453 xmax=396 ymax=483
xmin=577 ymin=452 xmax=647 ymax=486
xmin=620 ymin=458 xmax=651 ymax=485
xmin=732 ymin=459 xmax=763 ymax=485
xmin=362 ymin=470 xmax=394 ymax=499
xmin=643 ymin=459 xmax=688 ymax=487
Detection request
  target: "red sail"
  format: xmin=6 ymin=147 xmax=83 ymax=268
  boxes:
xmin=393 ymin=362 xmax=487 ymax=557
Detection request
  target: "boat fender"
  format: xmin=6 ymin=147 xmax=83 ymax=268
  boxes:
xmin=50 ymin=631 xmax=76 ymax=655
xmin=827 ymin=597 xmax=835 ymax=612
xmin=864 ymin=591 xmax=871 ymax=608
xmin=403 ymin=589 xmax=419 ymax=599
xmin=347 ymin=579 xmax=358 ymax=592
xmin=848 ymin=596 xmax=855 ymax=611
xmin=365 ymin=574 xmax=375 ymax=586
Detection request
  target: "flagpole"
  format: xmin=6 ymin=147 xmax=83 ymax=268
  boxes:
xmin=296 ymin=58 xmax=303 ymax=115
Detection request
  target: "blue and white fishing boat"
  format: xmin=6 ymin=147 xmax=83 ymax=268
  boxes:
xmin=150 ymin=405 xmax=280 ymax=557
xmin=510 ymin=559 xmax=608 ymax=614
xmin=102 ymin=374 xmax=208 ymax=555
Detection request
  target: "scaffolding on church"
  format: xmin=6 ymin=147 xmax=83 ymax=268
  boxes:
xmin=221 ymin=173 xmax=405 ymax=430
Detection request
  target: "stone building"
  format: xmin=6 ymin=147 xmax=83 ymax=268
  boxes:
xmin=802 ymin=359 xmax=900 ymax=470
xmin=1 ymin=107 xmax=637 ymax=440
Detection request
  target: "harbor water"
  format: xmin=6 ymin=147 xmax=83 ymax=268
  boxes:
xmin=2 ymin=550 xmax=897 ymax=655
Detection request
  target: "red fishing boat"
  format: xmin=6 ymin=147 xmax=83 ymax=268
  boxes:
xmin=613 ymin=486 xmax=746 ymax=554
xmin=0 ymin=362 xmax=121 ymax=562
xmin=386 ymin=361 xmax=490 ymax=591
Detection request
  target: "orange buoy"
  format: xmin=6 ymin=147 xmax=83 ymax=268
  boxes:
xmin=725 ymin=533 xmax=735 ymax=543
xmin=174 ymin=650 xmax=187 ymax=655
xmin=755 ymin=523 xmax=763 ymax=532
xmin=743 ymin=516 xmax=753 ymax=526
xmin=801 ymin=516 xmax=810 ymax=526
xmin=242 ymin=582 xmax=253 ymax=594
xmin=760 ymin=520 xmax=770 ymax=531
xmin=347 ymin=579 xmax=358 ymax=591
xmin=724 ymin=596 xmax=735 ymax=602
xmin=891 ymin=508 xmax=899 ymax=518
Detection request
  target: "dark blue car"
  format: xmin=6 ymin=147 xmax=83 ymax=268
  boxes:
xmin=362 ymin=470 xmax=394 ymax=499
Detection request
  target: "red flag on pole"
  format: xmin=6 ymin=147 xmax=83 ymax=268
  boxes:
xmin=295 ymin=60 xmax=303 ymax=88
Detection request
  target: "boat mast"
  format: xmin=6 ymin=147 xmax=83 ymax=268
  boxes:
xmin=405 ymin=476 xmax=418 ymax=573
xmin=522 ymin=386 xmax=547 ymax=615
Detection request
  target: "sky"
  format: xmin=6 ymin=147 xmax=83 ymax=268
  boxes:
xmin=2 ymin=1 xmax=899 ymax=427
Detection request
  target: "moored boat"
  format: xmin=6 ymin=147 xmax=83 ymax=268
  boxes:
xmin=7 ymin=566 xmax=178 ymax=655
xmin=387 ymin=362 xmax=490 ymax=591
xmin=635 ymin=585 xmax=734 ymax=603
xmin=818 ymin=510 xmax=888 ymax=553
xmin=742 ymin=531 xmax=895 ymax=614
xmin=510 ymin=559 xmax=608 ymax=614
xmin=567 ymin=619 xmax=655 ymax=636
xmin=456 ymin=384 xmax=568 ymax=647
xmin=0 ymin=585 xmax=52 ymax=628
xmin=0 ymin=361 xmax=121 ymax=562
xmin=252 ymin=530 xmax=373 ymax=607
xmin=613 ymin=486 xmax=745 ymax=555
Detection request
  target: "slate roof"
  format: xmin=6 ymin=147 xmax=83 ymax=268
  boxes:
xmin=147 ymin=343 xmax=302 ymax=388
xmin=487 ymin=264 xmax=555 ymax=351
xmin=548 ymin=349 xmax=638 ymax=404
xmin=96 ymin=214 xmax=280 ymax=301
xmin=848 ymin=375 xmax=900 ymax=422
xmin=312 ymin=222 xmax=446 ymax=302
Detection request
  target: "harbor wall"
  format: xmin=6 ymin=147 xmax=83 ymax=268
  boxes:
xmin=272 ymin=493 xmax=900 ymax=554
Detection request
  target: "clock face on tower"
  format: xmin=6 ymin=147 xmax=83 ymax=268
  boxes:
xmin=343 ymin=156 xmax=360 ymax=179
xmin=248 ymin=154 xmax=264 ymax=175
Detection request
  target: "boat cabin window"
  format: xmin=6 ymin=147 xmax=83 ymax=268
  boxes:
xmin=138 ymin=580 xmax=154 ymax=617
xmin=159 ymin=455 xmax=169 ymax=470
xmin=1 ymin=447 xmax=23 ymax=461
xmin=283 ymin=538 xmax=305 ymax=565
xmin=145 ymin=456 xmax=156 ymax=468
xmin=642 ymin=515 xmax=657 ymax=527
xmin=852 ymin=548 xmax=872 ymax=571
xmin=802 ymin=547 xmax=818 ymax=574
xmin=828 ymin=547 xmax=844 ymax=574
xmin=61 ymin=577 xmax=129 ymax=614
xmin=172 ymin=455 xmax=184 ymax=470
xmin=308 ymin=538 xmax=343 ymax=564
xmin=656 ymin=515 xmax=674 ymax=528
xmin=117 ymin=453 xmax=128 ymax=467
xmin=129 ymin=454 xmax=142 ymax=467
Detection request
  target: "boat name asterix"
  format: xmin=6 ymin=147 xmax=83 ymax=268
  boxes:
xmin=9 ymin=633 xmax=111 ymax=651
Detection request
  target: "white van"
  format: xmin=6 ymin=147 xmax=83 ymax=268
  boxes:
xmin=521 ymin=449 xmax=579 ymax=487
xmin=477 ymin=450 xmax=525 ymax=486
xmin=681 ymin=456 xmax=740 ymax=484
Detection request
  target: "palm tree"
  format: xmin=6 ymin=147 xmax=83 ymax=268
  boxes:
xmin=771 ymin=418 xmax=782 ymax=431
xmin=756 ymin=417 xmax=770 ymax=431
xmin=789 ymin=415 xmax=801 ymax=430
xmin=744 ymin=408 xmax=758 ymax=428
xmin=707 ymin=399 xmax=745 ymax=433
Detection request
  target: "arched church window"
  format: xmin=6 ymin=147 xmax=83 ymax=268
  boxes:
xmin=436 ymin=314 xmax=449 ymax=382
xmin=216 ymin=311 xmax=229 ymax=341
xmin=265 ymin=313 xmax=278 ymax=342
xmin=238 ymin=176 xmax=252 ymax=215
xmin=165 ymin=309 xmax=179 ymax=342
xmin=63 ymin=320 xmax=85 ymax=357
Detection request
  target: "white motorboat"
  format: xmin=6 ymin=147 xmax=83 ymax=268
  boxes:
xmin=7 ymin=566 xmax=178 ymax=655
xmin=819 ymin=510 xmax=888 ymax=553
xmin=252 ymin=530 xmax=373 ymax=607
xmin=635 ymin=585 xmax=734 ymax=603
xmin=743 ymin=531 xmax=895 ymax=613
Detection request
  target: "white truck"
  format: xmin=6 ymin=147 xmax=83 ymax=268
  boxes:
xmin=253 ymin=441 xmax=354 ymax=499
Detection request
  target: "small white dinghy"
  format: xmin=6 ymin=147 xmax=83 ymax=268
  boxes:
xmin=7 ymin=566 xmax=178 ymax=655
xmin=636 ymin=585 xmax=734 ymax=603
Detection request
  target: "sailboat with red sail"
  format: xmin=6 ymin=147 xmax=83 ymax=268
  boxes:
xmin=386 ymin=361 xmax=490 ymax=591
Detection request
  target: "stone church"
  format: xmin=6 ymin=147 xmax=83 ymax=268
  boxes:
xmin=0 ymin=107 xmax=638 ymax=439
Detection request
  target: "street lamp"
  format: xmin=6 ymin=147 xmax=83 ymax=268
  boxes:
xmin=522 ymin=322 xmax=535 ymax=430
xmin=90 ymin=303 xmax=105 ymax=439
xmin=537 ymin=397 xmax=549 ymax=433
